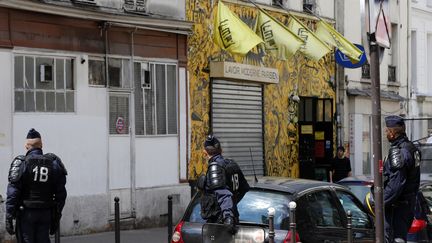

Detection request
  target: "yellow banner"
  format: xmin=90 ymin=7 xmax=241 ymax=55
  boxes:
xmin=255 ymin=10 xmax=304 ymax=60
xmin=315 ymin=20 xmax=363 ymax=62
xmin=213 ymin=1 xmax=263 ymax=55
xmin=287 ymin=15 xmax=331 ymax=61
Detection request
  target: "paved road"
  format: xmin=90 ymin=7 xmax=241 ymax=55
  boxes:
xmin=59 ymin=227 xmax=168 ymax=243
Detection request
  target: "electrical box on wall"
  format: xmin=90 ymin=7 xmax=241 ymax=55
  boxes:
xmin=39 ymin=64 xmax=53 ymax=83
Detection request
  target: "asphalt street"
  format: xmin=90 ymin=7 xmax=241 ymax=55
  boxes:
xmin=59 ymin=227 xmax=168 ymax=243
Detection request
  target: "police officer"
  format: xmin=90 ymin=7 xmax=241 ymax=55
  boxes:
xmin=5 ymin=128 xmax=67 ymax=243
xmin=198 ymin=135 xmax=249 ymax=232
xmin=383 ymin=116 xmax=420 ymax=243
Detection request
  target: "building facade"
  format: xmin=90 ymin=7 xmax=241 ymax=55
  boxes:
xmin=340 ymin=0 xmax=409 ymax=176
xmin=410 ymin=0 xmax=432 ymax=142
xmin=0 ymin=0 xmax=192 ymax=239
xmin=186 ymin=0 xmax=338 ymax=182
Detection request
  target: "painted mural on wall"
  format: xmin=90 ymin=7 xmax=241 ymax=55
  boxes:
xmin=186 ymin=0 xmax=335 ymax=179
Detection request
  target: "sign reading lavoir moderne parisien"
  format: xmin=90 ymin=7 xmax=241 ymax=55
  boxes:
xmin=210 ymin=61 xmax=279 ymax=84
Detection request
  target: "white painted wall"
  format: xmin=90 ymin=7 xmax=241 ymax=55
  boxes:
xmin=135 ymin=136 xmax=179 ymax=188
xmin=0 ymin=49 xmax=13 ymax=200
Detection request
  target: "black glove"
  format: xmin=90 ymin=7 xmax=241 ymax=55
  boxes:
xmin=223 ymin=216 xmax=237 ymax=234
xmin=6 ymin=217 xmax=15 ymax=235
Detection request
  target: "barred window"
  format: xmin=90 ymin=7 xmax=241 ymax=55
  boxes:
xmin=14 ymin=55 xmax=74 ymax=112
xmin=109 ymin=94 xmax=130 ymax=135
xmin=134 ymin=62 xmax=177 ymax=135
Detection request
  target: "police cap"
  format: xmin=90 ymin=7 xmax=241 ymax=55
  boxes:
xmin=26 ymin=128 xmax=41 ymax=139
xmin=385 ymin=115 xmax=405 ymax=128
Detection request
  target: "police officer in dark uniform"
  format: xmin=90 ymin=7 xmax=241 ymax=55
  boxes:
xmin=5 ymin=128 xmax=67 ymax=243
xmin=198 ymin=135 xmax=249 ymax=232
xmin=383 ymin=116 xmax=420 ymax=243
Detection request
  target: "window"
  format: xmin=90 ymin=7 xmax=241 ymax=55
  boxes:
xmin=388 ymin=65 xmax=396 ymax=82
xmin=335 ymin=190 xmax=372 ymax=228
xmin=186 ymin=189 xmax=293 ymax=230
xmin=299 ymin=98 xmax=333 ymax=122
xmin=134 ymin=62 xmax=177 ymax=135
xmin=14 ymin=55 xmax=74 ymax=112
xmin=388 ymin=23 xmax=398 ymax=82
xmin=88 ymin=58 xmax=105 ymax=86
xmin=297 ymin=190 xmax=342 ymax=227
xmin=109 ymin=94 xmax=129 ymax=135
xmin=362 ymin=62 xmax=371 ymax=79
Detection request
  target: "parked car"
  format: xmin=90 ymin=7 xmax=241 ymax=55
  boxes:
xmin=172 ymin=177 xmax=375 ymax=243
xmin=338 ymin=176 xmax=432 ymax=242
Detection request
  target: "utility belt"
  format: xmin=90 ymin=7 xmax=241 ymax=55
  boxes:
xmin=22 ymin=200 xmax=56 ymax=209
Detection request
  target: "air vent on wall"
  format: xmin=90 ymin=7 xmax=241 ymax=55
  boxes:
xmin=124 ymin=0 xmax=147 ymax=12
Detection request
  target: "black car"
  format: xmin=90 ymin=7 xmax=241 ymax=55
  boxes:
xmin=172 ymin=177 xmax=375 ymax=243
xmin=338 ymin=176 xmax=432 ymax=242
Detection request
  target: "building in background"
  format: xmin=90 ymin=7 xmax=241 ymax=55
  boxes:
xmin=409 ymin=0 xmax=432 ymax=142
xmin=186 ymin=0 xmax=338 ymax=182
xmin=0 ymin=0 xmax=192 ymax=239
xmin=338 ymin=0 xmax=409 ymax=176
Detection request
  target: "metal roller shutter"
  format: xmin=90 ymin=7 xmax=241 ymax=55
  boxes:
xmin=211 ymin=79 xmax=264 ymax=176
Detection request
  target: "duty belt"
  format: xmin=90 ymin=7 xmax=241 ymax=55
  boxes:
xmin=23 ymin=200 xmax=55 ymax=209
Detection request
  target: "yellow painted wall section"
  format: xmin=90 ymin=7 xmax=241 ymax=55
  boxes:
xmin=186 ymin=1 xmax=336 ymax=180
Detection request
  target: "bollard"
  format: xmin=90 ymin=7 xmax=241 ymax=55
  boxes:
xmin=114 ymin=197 xmax=120 ymax=243
xmin=347 ymin=210 xmax=353 ymax=243
xmin=168 ymin=195 xmax=173 ymax=243
xmin=55 ymin=224 xmax=60 ymax=243
xmin=268 ymin=207 xmax=275 ymax=243
xmin=289 ymin=201 xmax=297 ymax=243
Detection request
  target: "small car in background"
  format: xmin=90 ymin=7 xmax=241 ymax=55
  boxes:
xmin=338 ymin=176 xmax=432 ymax=242
xmin=172 ymin=177 xmax=375 ymax=243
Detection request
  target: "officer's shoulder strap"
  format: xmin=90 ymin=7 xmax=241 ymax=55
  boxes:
xmin=44 ymin=153 xmax=68 ymax=175
xmin=8 ymin=155 xmax=26 ymax=183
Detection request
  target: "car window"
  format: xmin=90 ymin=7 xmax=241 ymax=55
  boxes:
xmin=185 ymin=189 xmax=292 ymax=230
xmin=421 ymin=185 xmax=432 ymax=213
xmin=344 ymin=185 xmax=371 ymax=203
xmin=335 ymin=190 xmax=372 ymax=228
xmin=237 ymin=190 xmax=291 ymax=230
xmin=297 ymin=190 xmax=342 ymax=227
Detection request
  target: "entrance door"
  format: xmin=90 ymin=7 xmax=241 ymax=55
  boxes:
xmin=108 ymin=93 xmax=132 ymax=217
xmin=298 ymin=97 xmax=333 ymax=181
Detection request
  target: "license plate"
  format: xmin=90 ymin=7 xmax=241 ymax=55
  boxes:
xmin=202 ymin=223 xmax=266 ymax=243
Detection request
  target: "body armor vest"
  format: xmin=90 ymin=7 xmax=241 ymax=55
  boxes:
xmin=400 ymin=141 xmax=421 ymax=198
xmin=22 ymin=154 xmax=55 ymax=206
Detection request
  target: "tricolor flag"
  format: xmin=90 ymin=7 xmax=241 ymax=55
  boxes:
xmin=315 ymin=20 xmax=363 ymax=62
xmin=213 ymin=1 xmax=263 ymax=55
xmin=255 ymin=10 xmax=304 ymax=60
xmin=287 ymin=15 xmax=331 ymax=61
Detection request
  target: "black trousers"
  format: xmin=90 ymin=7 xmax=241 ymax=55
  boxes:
xmin=384 ymin=197 xmax=416 ymax=243
xmin=19 ymin=208 xmax=52 ymax=243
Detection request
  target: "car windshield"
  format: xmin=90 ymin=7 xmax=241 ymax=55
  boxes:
xmin=186 ymin=189 xmax=292 ymax=230
xmin=343 ymin=184 xmax=371 ymax=202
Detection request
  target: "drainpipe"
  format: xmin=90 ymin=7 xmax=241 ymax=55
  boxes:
xmin=129 ymin=28 xmax=138 ymax=218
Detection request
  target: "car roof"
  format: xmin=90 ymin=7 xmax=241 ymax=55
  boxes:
xmin=337 ymin=175 xmax=373 ymax=183
xmin=249 ymin=176 xmax=346 ymax=195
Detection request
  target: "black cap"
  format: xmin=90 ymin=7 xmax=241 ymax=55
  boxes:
xmin=385 ymin=115 xmax=405 ymax=128
xmin=204 ymin=134 xmax=220 ymax=148
xmin=26 ymin=128 xmax=41 ymax=139
xmin=337 ymin=146 xmax=345 ymax=152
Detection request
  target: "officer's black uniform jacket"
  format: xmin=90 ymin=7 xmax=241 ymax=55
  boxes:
xmin=6 ymin=148 xmax=67 ymax=218
xmin=383 ymin=134 xmax=420 ymax=206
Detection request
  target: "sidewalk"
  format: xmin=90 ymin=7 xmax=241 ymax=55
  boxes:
xmin=60 ymin=227 xmax=168 ymax=243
